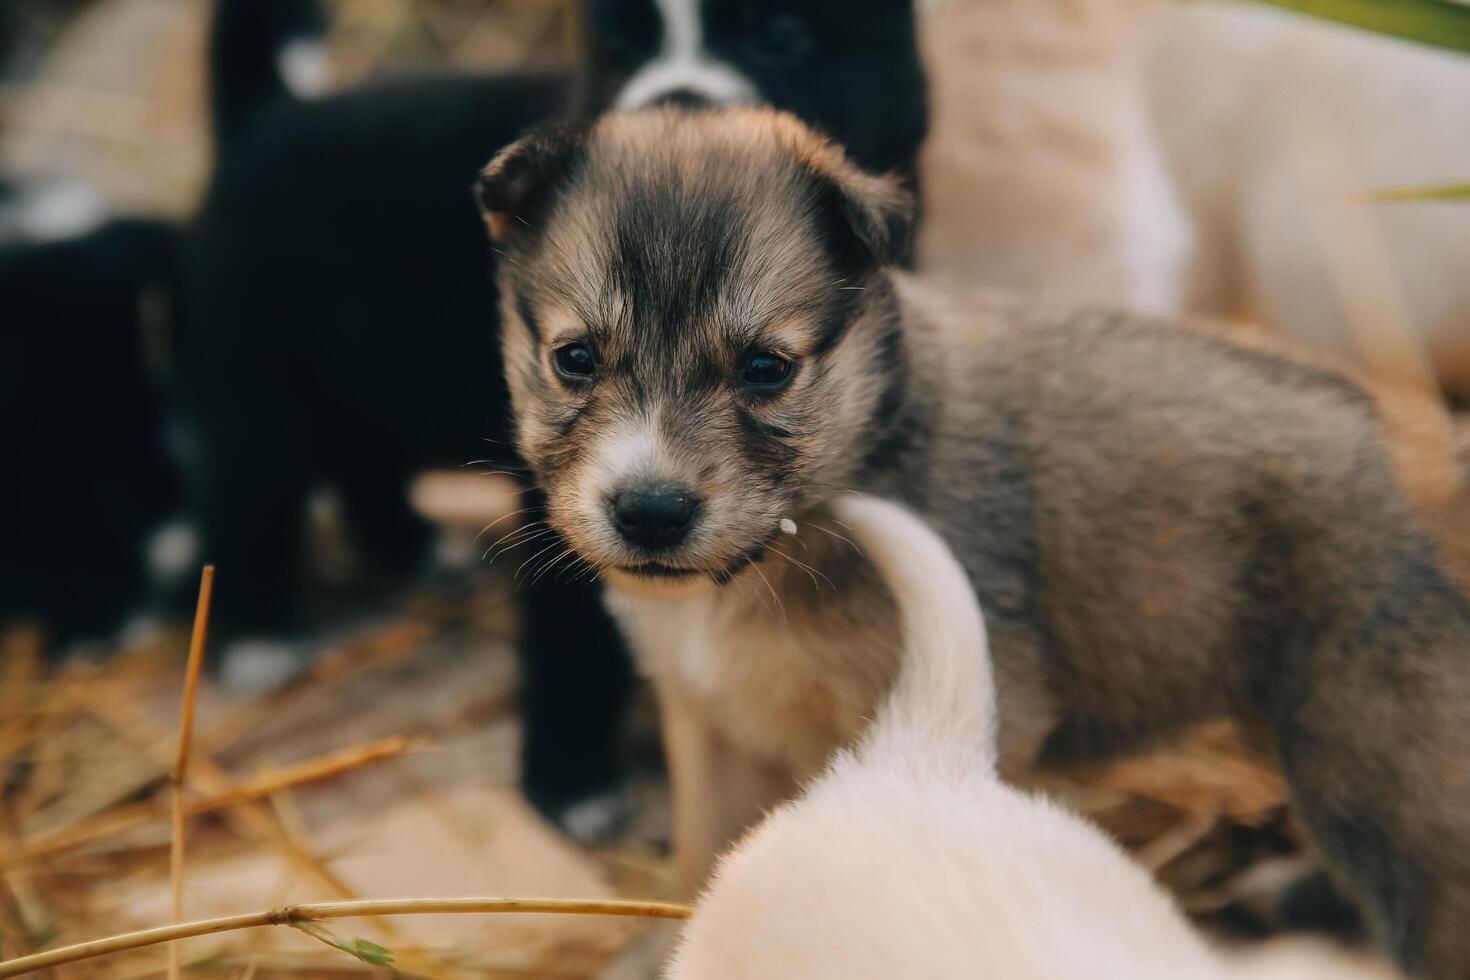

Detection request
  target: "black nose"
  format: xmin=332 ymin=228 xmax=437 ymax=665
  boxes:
xmin=611 ymin=486 xmax=700 ymax=550
xmin=651 ymin=88 xmax=712 ymax=110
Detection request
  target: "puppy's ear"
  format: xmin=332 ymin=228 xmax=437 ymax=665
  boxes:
xmin=802 ymin=151 xmax=914 ymax=273
xmin=476 ymin=124 xmax=585 ymax=243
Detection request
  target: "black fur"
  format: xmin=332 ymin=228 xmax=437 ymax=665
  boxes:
xmin=0 ymin=218 xmax=181 ymax=646
xmin=209 ymin=0 xmax=325 ymax=153
xmin=183 ymin=70 xmax=574 ymax=633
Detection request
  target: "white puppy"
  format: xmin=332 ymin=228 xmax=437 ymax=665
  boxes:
xmin=666 ymin=494 xmax=1394 ymax=980
xmin=917 ymin=0 xmax=1470 ymax=397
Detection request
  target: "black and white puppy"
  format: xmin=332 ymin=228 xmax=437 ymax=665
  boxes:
xmin=579 ymin=0 xmax=927 ymax=184
xmin=180 ymin=0 xmax=926 ymax=837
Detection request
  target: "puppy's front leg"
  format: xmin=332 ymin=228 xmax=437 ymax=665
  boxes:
xmin=599 ymin=685 xmax=794 ymax=980
xmin=660 ymin=682 xmax=795 ymax=898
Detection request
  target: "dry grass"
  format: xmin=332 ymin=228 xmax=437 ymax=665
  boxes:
xmin=0 ymin=897 xmax=690 ymax=977
xmin=0 ymin=455 xmax=1307 ymax=977
xmin=0 ymin=569 xmax=1313 ymax=979
xmin=0 ymin=530 xmax=665 ymax=977
xmin=169 ymin=566 xmax=213 ymax=980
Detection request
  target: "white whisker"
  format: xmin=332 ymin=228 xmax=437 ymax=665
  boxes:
xmin=750 ymin=562 xmax=786 ymax=625
xmin=811 ymin=521 xmax=862 ymax=556
xmin=771 ymin=546 xmax=833 ymax=592
xmin=515 ymin=540 xmax=566 ymax=581
xmin=481 ymin=519 xmax=547 ymax=554
xmin=472 ymin=506 xmax=541 ymax=545
xmin=487 ymin=526 xmax=555 ymax=563
xmin=531 ymin=547 xmax=579 ymax=586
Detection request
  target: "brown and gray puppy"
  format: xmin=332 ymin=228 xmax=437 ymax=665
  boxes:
xmin=477 ymin=107 xmax=1470 ymax=978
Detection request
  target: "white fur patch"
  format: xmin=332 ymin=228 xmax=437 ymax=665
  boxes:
xmin=576 ymin=413 xmax=676 ymax=523
xmin=278 ymin=38 xmax=330 ymax=99
xmin=0 ymin=181 xmax=107 ymax=243
xmin=220 ymin=638 xmax=311 ymax=694
xmin=117 ymin=612 xmax=166 ymax=649
xmin=557 ymin=788 xmax=633 ymax=844
xmin=615 ymin=0 xmax=758 ymax=110
xmin=1116 ymin=66 xmax=1193 ymax=316
xmin=145 ymin=519 xmax=199 ymax=585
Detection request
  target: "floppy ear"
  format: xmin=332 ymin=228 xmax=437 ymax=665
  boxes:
xmin=803 ymin=154 xmax=914 ymax=273
xmin=475 ymin=124 xmax=585 ymax=243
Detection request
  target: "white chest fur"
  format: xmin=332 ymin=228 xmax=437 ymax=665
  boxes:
xmin=604 ymin=575 xmax=895 ymax=779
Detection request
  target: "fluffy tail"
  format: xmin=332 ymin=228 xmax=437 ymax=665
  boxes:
xmin=830 ymin=495 xmax=997 ymax=772
xmin=208 ymin=0 xmax=327 ymax=154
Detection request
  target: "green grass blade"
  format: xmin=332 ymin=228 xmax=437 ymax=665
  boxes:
xmin=1360 ymin=181 xmax=1470 ymax=203
xmin=1236 ymin=0 xmax=1470 ymax=56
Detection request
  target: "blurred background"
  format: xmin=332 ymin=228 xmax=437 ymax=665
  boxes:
xmin=0 ymin=0 xmax=575 ymax=214
xmin=3 ymin=0 xmax=1470 ymax=975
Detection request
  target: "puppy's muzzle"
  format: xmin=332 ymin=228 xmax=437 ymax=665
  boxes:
xmin=610 ymin=484 xmax=701 ymax=550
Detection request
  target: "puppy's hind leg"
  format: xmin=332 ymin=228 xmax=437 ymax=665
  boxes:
xmin=196 ymin=401 xmax=313 ymax=692
xmin=1276 ymin=541 xmax=1470 ymax=978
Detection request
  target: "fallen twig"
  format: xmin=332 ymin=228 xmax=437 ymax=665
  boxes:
xmin=0 ymin=734 xmax=423 ymax=866
xmin=0 ymin=897 xmax=692 ymax=977
xmin=170 ymin=565 xmax=214 ymax=980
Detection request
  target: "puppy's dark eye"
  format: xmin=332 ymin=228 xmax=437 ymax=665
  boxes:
xmin=740 ymin=352 xmax=793 ymax=390
xmin=554 ymin=343 xmax=596 ymax=380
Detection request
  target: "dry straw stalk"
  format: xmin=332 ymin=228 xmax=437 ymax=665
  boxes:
xmin=168 ymin=565 xmax=214 ymax=980
xmin=0 ymin=897 xmax=692 ymax=977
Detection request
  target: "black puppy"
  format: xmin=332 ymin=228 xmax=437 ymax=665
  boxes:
xmin=181 ymin=0 xmax=925 ymax=836
xmin=0 ymin=218 xmax=181 ymax=648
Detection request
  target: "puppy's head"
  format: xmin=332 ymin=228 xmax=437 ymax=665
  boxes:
xmin=477 ymin=107 xmax=911 ymax=595
xmin=578 ymin=1 xmax=927 ymax=180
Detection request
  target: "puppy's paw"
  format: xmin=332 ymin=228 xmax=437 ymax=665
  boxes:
xmin=561 ymin=787 xmax=636 ymax=844
xmin=529 ymin=785 xmax=634 ymax=846
xmin=219 ymin=637 xmax=313 ymax=695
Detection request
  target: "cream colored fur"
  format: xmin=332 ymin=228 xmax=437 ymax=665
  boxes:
xmin=1144 ymin=1 xmax=1470 ymax=395
xmin=918 ymin=0 xmax=1470 ymax=394
xmin=665 ymin=494 xmax=1395 ymax=980
xmin=916 ymin=0 xmax=1191 ymax=314
xmin=604 ymin=519 xmax=899 ymax=900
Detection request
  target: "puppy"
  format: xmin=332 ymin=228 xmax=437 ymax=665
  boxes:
xmin=183 ymin=0 xmax=576 ymax=696
xmin=1143 ymin=0 xmax=1470 ymax=400
xmin=669 ymin=493 xmax=1396 ymax=980
xmin=478 ymin=106 xmax=1470 ymax=978
xmin=916 ymin=0 xmax=1188 ymax=314
xmin=916 ymin=0 xmax=1470 ymax=400
xmin=182 ymin=0 xmax=926 ymax=833
xmin=0 ymin=217 xmax=182 ymax=649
